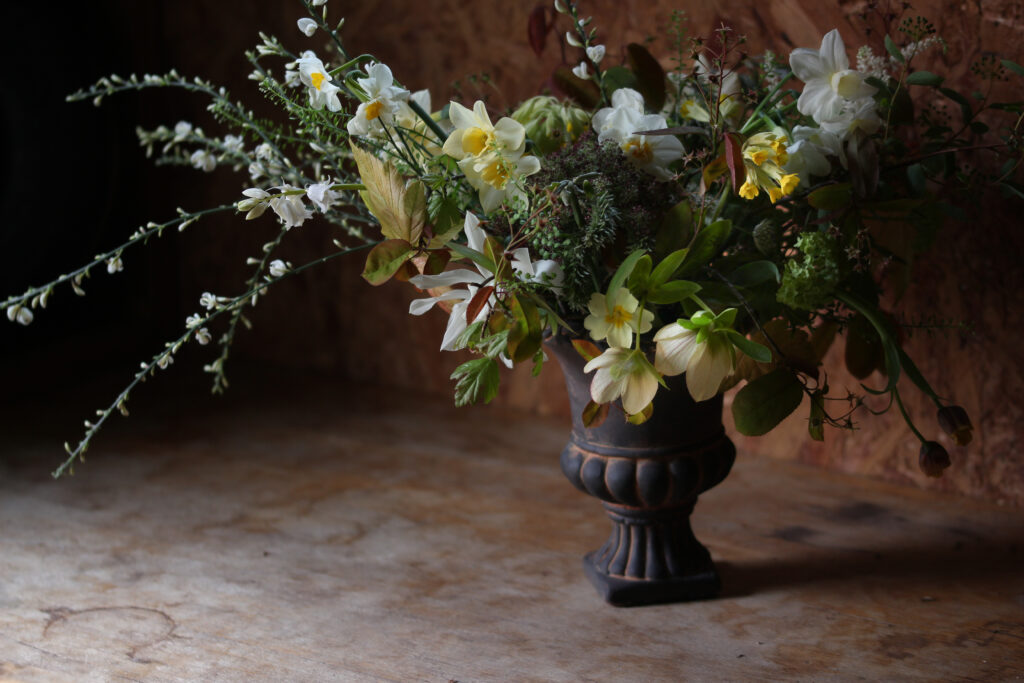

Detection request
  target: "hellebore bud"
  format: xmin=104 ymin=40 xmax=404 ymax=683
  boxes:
xmin=918 ymin=441 xmax=951 ymax=478
xmin=937 ymin=405 xmax=973 ymax=446
xmin=511 ymin=96 xmax=591 ymax=156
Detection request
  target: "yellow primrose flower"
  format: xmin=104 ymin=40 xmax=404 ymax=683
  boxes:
xmin=739 ymin=132 xmax=800 ymax=203
xmin=583 ymin=288 xmax=654 ymax=349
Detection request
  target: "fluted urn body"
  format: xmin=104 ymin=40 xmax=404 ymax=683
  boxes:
xmin=547 ymin=334 xmax=736 ymax=606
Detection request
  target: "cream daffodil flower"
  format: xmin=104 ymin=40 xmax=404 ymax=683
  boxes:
xmin=296 ymin=55 xmax=342 ymax=112
xmin=584 ymin=347 xmax=661 ymax=416
xmin=583 ymin=288 xmax=653 ymax=349
xmin=443 ymin=101 xmax=540 ymax=212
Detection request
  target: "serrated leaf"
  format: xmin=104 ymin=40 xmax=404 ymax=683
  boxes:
xmin=582 ymin=400 xmax=610 ymax=428
xmin=732 ymin=367 xmax=804 ymax=436
xmin=571 ymin=338 xmax=602 ymax=362
xmin=626 ymin=43 xmax=666 ymax=112
xmin=451 ymin=357 xmax=501 ymax=406
xmin=807 ymin=183 xmax=852 ymax=210
xmin=361 ymin=239 xmax=415 ymax=285
xmin=351 ymin=144 xmax=428 ymax=244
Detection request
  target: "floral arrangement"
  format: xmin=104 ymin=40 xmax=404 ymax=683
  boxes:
xmin=4 ymin=0 xmax=1021 ymax=479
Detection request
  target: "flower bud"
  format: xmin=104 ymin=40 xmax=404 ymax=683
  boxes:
xmin=918 ymin=441 xmax=950 ymax=478
xmin=936 ymin=405 xmax=973 ymax=446
xmin=511 ymin=96 xmax=590 ymax=155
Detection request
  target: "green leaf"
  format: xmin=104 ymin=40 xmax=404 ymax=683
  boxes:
xmin=627 ymin=255 xmax=653 ymax=291
xmin=606 ymin=249 xmax=647 ymax=298
xmin=506 ymin=295 xmax=542 ymax=364
xmin=728 ymin=260 xmax=779 ymax=288
xmin=361 ymin=239 xmax=415 ymax=285
xmin=884 ymin=35 xmax=904 ymax=64
xmin=836 ymin=291 xmax=901 ymax=392
xmin=626 ymin=401 xmax=655 ymax=425
xmin=649 ymin=248 xmax=690 ymax=288
xmin=1001 ymin=59 xmax=1024 ymax=78
xmin=448 ymin=241 xmax=495 ymax=274
xmin=732 ymin=367 xmax=804 ymax=436
xmin=906 ymin=70 xmax=944 ymax=87
xmin=677 ymin=219 xmax=732 ymax=278
xmin=553 ymin=66 xmax=601 ymax=108
xmin=428 ymin=194 xmax=463 ymax=247
xmin=626 ymin=43 xmax=666 ymax=113
xmin=646 ymin=279 xmax=702 ymax=305
xmin=654 ymin=201 xmax=694 ymax=258
xmin=452 ymin=320 xmax=486 ymax=351
xmin=724 ymin=329 xmax=772 ymax=363
xmin=939 ymin=87 xmax=972 ymax=122
xmin=451 ymin=357 xmax=501 ymax=407
xmin=808 ymin=390 xmax=825 ymax=441
xmin=601 ymin=66 xmax=639 ymax=94
xmin=807 ymin=183 xmax=852 ymax=210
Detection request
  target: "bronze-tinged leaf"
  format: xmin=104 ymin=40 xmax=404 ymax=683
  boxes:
xmin=420 ymin=249 xmax=451 ymax=276
xmin=732 ymin=367 xmax=804 ymax=436
xmin=626 ymin=43 xmax=666 ymax=112
xmin=361 ymin=239 xmax=415 ymax=286
xmin=527 ymin=4 xmax=549 ymax=57
xmin=351 ymin=144 xmax=428 ymax=244
xmin=571 ymin=338 xmax=602 ymax=362
xmin=465 ymin=285 xmax=495 ymax=325
xmin=582 ymin=400 xmax=610 ymax=428
xmin=723 ymin=132 xmax=745 ymax=192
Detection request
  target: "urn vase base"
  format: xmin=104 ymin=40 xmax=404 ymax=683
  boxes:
xmin=582 ymin=554 xmax=721 ymax=607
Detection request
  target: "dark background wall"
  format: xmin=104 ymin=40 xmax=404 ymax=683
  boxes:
xmin=3 ymin=1 xmax=1022 ymax=504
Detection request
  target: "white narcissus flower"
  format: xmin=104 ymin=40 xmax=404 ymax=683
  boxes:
xmin=296 ymin=55 xmax=342 ymax=112
xmin=591 ymin=88 xmax=683 ymax=180
xmin=268 ymin=186 xmax=312 ymax=229
xmin=297 ymin=18 xmax=317 ymax=37
xmin=819 ymin=95 xmax=883 ymax=139
xmin=653 ymin=323 xmax=735 ymax=402
xmin=306 ymin=179 xmax=340 ymax=212
xmin=346 ymin=62 xmax=410 ymax=138
xmin=583 ymin=288 xmax=653 ymax=349
xmin=584 ymin=347 xmax=661 ymax=416
xmin=790 ymin=29 xmax=877 ymax=123
xmin=785 ymin=125 xmax=842 ymax=180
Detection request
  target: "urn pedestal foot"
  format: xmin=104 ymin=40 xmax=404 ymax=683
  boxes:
xmin=581 ymin=502 xmax=721 ymax=606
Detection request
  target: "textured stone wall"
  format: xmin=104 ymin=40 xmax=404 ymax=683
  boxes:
xmin=48 ymin=1 xmax=1019 ymax=504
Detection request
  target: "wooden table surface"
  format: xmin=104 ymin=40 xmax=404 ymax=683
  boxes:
xmin=1 ymin=376 xmax=1022 ymax=682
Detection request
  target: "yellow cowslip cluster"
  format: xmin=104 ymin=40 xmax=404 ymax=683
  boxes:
xmin=739 ymin=132 xmax=799 ymax=203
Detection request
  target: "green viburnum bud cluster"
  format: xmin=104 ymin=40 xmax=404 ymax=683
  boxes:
xmin=777 ymin=231 xmax=843 ymax=311
xmin=512 ymin=96 xmax=591 ymax=156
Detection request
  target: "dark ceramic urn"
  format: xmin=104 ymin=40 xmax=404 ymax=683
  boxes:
xmin=546 ymin=334 xmax=736 ymax=607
